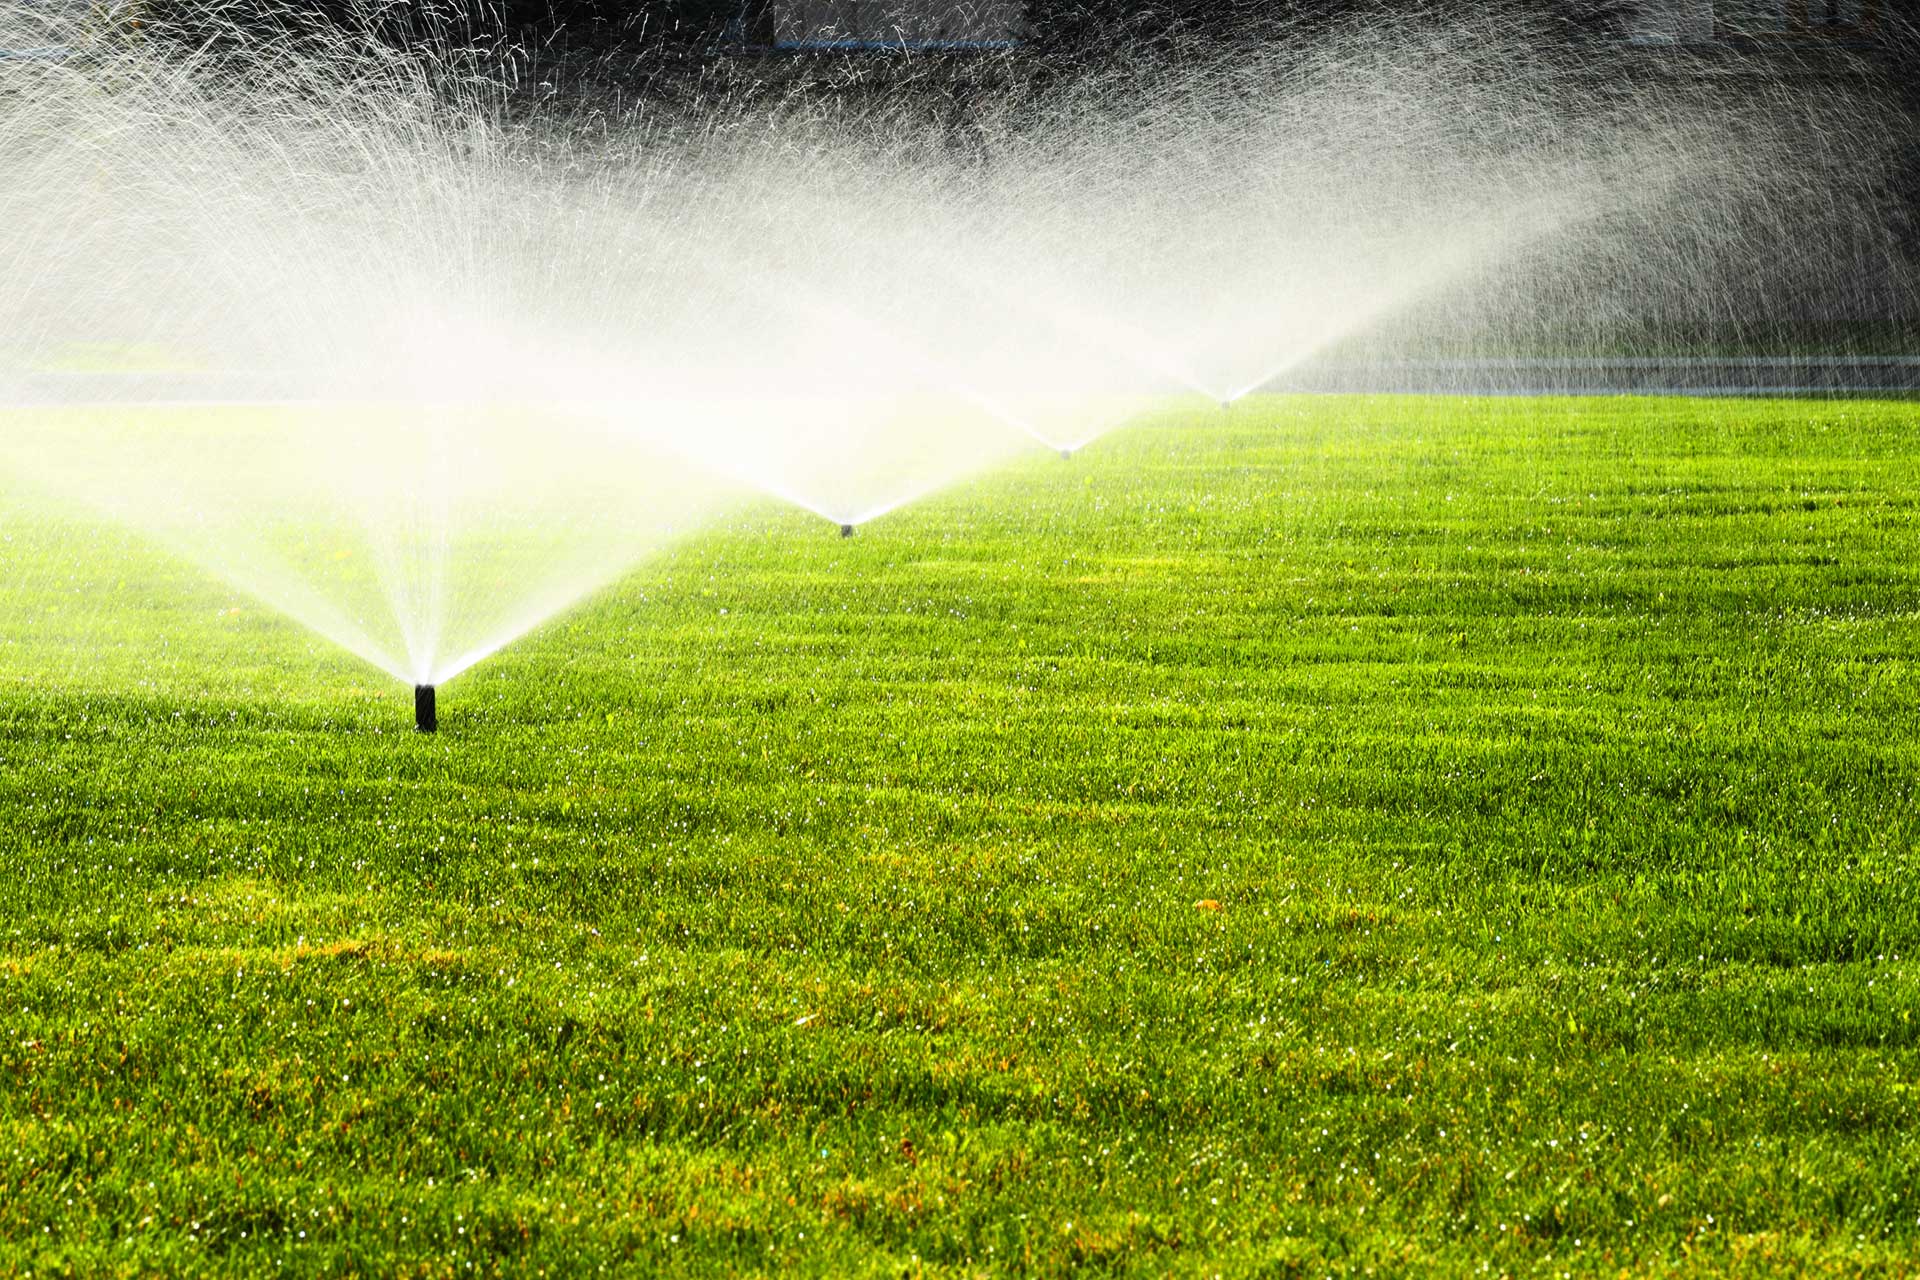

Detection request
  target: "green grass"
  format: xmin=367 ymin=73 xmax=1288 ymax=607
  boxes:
xmin=3 ymin=394 xmax=1920 ymax=1277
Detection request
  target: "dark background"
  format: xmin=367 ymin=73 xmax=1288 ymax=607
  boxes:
xmin=126 ymin=1 xmax=1913 ymax=69
xmin=121 ymin=0 xmax=1920 ymax=342
xmin=118 ymin=2 xmax=1918 ymax=135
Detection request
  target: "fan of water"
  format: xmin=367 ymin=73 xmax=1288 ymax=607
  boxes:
xmin=0 ymin=4 xmax=1909 ymax=704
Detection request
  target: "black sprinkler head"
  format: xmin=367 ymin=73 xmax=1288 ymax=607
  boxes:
xmin=1060 ymin=448 xmax=1073 ymax=460
xmin=840 ymin=523 xmax=855 ymax=538
xmin=415 ymin=684 xmax=437 ymax=733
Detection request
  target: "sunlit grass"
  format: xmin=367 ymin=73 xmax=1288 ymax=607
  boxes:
xmin=2 ymin=394 xmax=1918 ymax=1276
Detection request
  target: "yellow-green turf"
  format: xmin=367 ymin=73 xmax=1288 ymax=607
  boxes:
xmin=3 ymin=394 xmax=1919 ymax=1277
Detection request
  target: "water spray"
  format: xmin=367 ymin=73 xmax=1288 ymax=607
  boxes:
xmin=0 ymin=2 xmax=1902 ymax=710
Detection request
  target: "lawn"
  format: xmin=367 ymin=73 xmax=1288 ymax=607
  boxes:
xmin=2 ymin=394 xmax=1919 ymax=1277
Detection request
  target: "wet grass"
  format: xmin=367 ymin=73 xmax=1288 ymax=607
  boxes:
xmin=2 ymin=393 xmax=1919 ymax=1277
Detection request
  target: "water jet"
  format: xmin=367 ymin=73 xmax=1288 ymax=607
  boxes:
xmin=0 ymin=3 xmax=1904 ymax=711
